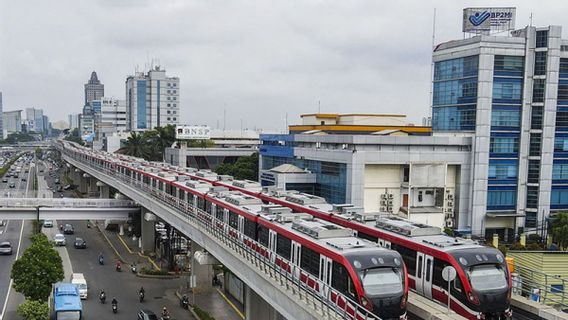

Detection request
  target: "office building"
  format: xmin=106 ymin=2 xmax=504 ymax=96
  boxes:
xmin=3 ymin=110 xmax=21 ymax=136
xmin=84 ymin=71 xmax=104 ymax=105
xmin=126 ymin=65 xmax=180 ymax=131
xmin=0 ymin=92 xmax=3 ymax=139
xmin=93 ymin=97 xmax=127 ymax=140
xmin=432 ymin=25 xmax=568 ymax=238
xmin=25 ymin=108 xmax=44 ymax=133
xmin=80 ymin=104 xmax=95 ymax=142
xmin=68 ymin=114 xmax=80 ymax=130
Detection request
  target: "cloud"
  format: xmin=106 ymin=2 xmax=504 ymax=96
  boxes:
xmin=0 ymin=0 xmax=561 ymax=130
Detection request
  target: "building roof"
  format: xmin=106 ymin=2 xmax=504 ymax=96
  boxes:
xmin=269 ymin=164 xmax=307 ymax=174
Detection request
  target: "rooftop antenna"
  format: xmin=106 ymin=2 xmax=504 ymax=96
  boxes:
xmin=318 ymin=100 xmax=321 ymax=113
xmin=429 ymin=8 xmax=436 ymax=118
xmin=223 ymin=104 xmax=226 ymax=131
xmin=285 ymin=112 xmax=288 ymax=133
xmin=529 ymin=13 xmax=533 ymax=27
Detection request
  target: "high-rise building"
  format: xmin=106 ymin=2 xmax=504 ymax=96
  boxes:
xmin=432 ymin=25 xmax=568 ymax=237
xmin=80 ymin=104 xmax=95 ymax=141
xmin=68 ymin=114 xmax=80 ymax=130
xmin=42 ymin=115 xmax=50 ymax=135
xmin=3 ymin=110 xmax=21 ymax=135
xmin=126 ymin=65 xmax=180 ymax=131
xmin=25 ymin=108 xmax=44 ymax=133
xmin=84 ymin=71 xmax=104 ymax=105
xmin=93 ymin=97 xmax=127 ymax=140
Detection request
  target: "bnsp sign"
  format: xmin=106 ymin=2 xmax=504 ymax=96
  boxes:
xmin=463 ymin=7 xmax=516 ymax=33
xmin=176 ymin=125 xmax=211 ymax=140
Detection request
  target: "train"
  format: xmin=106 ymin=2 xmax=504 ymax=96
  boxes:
xmin=59 ymin=141 xmax=408 ymax=320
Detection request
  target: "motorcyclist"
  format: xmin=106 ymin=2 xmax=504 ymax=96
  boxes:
xmin=98 ymin=253 xmax=104 ymax=264
xmin=162 ymin=306 xmax=170 ymax=318
xmin=139 ymin=286 xmax=145 ymax=301
xmin=115 ymin=260 xmax=121 ymax=271
xmin=99 ymin=290 xmax=106 ymax=303
xmin=111 ymin=297 xmax=118 ymax=306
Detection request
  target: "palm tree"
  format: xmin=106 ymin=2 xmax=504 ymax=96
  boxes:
xmin=117 ymin=131 xmax=151 ymax=160
xmin=154 ymin=125 xmax=176 ymax=161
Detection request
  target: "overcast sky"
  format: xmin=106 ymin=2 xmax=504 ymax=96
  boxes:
xmin=0 ymin=1 xmax=563 ymax=131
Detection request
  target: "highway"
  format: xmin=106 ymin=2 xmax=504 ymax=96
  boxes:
xmin=0 ymin=153 xmax=34 ymax=320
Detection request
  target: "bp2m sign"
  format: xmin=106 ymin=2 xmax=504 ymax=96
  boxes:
xmin=463 ymin=7 xmax=516 ymax=33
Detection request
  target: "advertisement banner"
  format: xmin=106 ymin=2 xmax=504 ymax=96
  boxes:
xmin=463 ymin=7 xmax=516 ymax=33
xmin=176 ymin=125 xmax=211 ymax=140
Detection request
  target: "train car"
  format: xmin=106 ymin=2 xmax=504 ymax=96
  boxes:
xmin=58 ymin=141 xmax=409 ymax=320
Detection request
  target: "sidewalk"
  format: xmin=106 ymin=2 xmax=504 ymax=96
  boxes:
xmin=98 ymin=224 xmax=244 ymax=320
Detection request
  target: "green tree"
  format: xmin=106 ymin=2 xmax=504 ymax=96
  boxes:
xmin=17 ymin=300 xmax=49 ymax=320
xmin=154 ymin=125 xmax=176 ymax=161
xmin=214 ymin=153 xmax=259 ymax=181
xmin=118 ymin=131 xmax=153 ymax=160
xmin=187 ymin=139 xmax=215 ymax=148
xmin=551 ymin=212 xmax=568 ymax=250
xmin=63 ymin=128 xmax=84 ymax=146
xmin=11 ymin=233 xmax=64 ymax=301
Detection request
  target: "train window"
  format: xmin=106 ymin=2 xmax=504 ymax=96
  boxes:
xmin=215 ymin=206 xmax=224 ymax=221
xmin=228 ymin=211 xmax=238 ymax=229
xmin=425 ymin=259 xmax=431 ymax=282
xmin=300 ymin=246 xmax=320 ymax=277
xmin=393 ymin=244 xmax=416 ymax=276
xmin=152 ymin=179 xmax=157 ymax=188
xmin=197 ymin=198 xmax=205 ymax=211
xmin=205 ymin=201 xmax=212 ymax=214
xmin=258 ymin=225 xmax=269 ymax=246
xmin=165 ymin=184 xmax=172 ymax=195
xmin=276 ymin=234 xmax=291 ymax=260
xmin=358 ymin=232 xmax=378 ymax=243
xmin=143 ymin=176 xmax=150 ymax=185
xmin=244 ymin=219 xmax=257 ymax=239
xmin=178 ymin=190 xmax=185 ymax=201
xmin=331 ymin=262 xmax=357 ymax=300
xmin=453 ymin=277 xmax=463 ymax=293
xmin=417 ymin=256 xmax=423 ymax=279
xmin=433 ymin=258 xmax=449 ymax=288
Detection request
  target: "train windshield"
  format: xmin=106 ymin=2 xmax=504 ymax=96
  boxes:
xmin=467 ymin=264 xmax=508 ymax=291
xmin=360 ymin=267 xmax=403 ymax=296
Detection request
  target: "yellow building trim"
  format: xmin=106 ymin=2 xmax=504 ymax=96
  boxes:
xmin=300 ymin=113 xmax=338 ymax=118
xmin=289 ymin=125 xmax=432 ymax=133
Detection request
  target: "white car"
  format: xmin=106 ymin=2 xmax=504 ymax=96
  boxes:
xmin=0 ymin=220 xmax=5 ymax=226
xmin=43 ymin=220 xmax=54 ymax=228
xmin=53 ymin=234 xmax=66 ymax=246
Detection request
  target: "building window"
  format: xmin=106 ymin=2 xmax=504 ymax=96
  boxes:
xmin=556 ymin=111 xmax=568 ymax=130
xmin=434 ymin=56 xmax=479 ymax=81
xmin=551 ymin=188 xmax=568 ymax=207
xmin=173 ymin=83 xmax=177 ymax=87
xmin=525 ymin=212 xmax=537 ymax=228
xmin=173 ymin=111 xmax=176 ymax=114
xmin=536 ymin=30 xmax=549 ymax=48
xmin=173 ymin=97 xmax=177 ymax=101
xmin=167 ymin=83 xmax=171 ymax=87
xmin=531 ymin=106 xmax=543 ymax=129
xmin=167 ymin=90 xmax=171 ymax=94
xmin=493 ymin=78 xmax=523 ymax=101
xmin=321 ymin=162 xmax=341 ymax=176
xmin=554 ymin=136 xmax=568 ymax=152
xmin=494 ymin=55 xmax=524 ymax=77
xmin=553 ymin=162 xmax=568 ymax=180
xmin=173 ymin=117 xmax=176 ymax=121
xmin=530 ymin=133 xmax=542 ymax=156
xmin=491 ymin=108 xmax=520 ymax=128
xmin=173 ymin=104 xmax=177 ymax=107
xmin=533 ymin=79 xmax=546 ymax=103
xmin=432 ymin=105 xmax=476 ymax=131
xmin=534 ymin=51 xmax=547 ymax=76
xmin=528 ymin=160 xmax=540 ymax=184
xmin=167 ymin=117 xmax=171 ymax=121
xmin=167 ymin=103 xmax=171 ymax=107
xmin=433 ymin=78 xmax=478 ymax=105
xmin=167 ymin=111 xmax=171 ymax=114
xmin=487 ymin=189 xmax=517 ymax=208
xmin=167 ymin=97 xmax=171 ymax=101
xmin=526 ymin=186 xmax=539 ymax=208
xmin=558 ymin=81 xmax=568 ymax=105
xmin=560 ymin=58 xmax=568 ymax=79
xmin=490 ymin=136 xmax=519 ymax=154
xmin=173 ymin=90 xmax=177 ymax=93
xmin=488 ymin=161 xmax=518 ymax=180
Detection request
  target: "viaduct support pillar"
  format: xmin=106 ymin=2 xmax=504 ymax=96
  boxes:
xmin=97 ymin=181 xmax=110 ymax=199
xmin=88 ymin=178 xmax=98 ymax=195
xmin=140 ymin=209 xmax=156 ymax=254
xmin=245 ymin=285 xmax=285 ymax=320
xmin=190 ymin=242 xmax=215 ymax=294
xmin=78 ymin=174 xmax=88 ymax=194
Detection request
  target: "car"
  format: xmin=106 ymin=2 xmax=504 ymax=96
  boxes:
xmin=137 ymin=309 xmax=158 ymax=320
xmin=1 ymin=178 xmax=7 ymax=183
xmin=54 ymin=179 xmax=60 ymax=184
xmin=0 ymin=220 xmax=4 ymax=226
xmin=9 ymin=182 xmax=15 ymax=188
xmin=13 ymin=174 xmax=18 ymax=178
xmin=43 ymin=220 xmax=54 ymax=228
xmin=53 ymin=234 xmax=66 ymax=246
xmin=21 ymin=177 xmax=26 ymax=182
xmin=63 ymin=224 xmax=74 ymax=235
xmin=56 ymin=186 xmax=63 ymax=192
xmin=63 ymin=184 xmax=72 ymax=190
xmin=74 ymin=237 xmax=86 ymax=249
xmin=0 ymin=242 xmax=12 ymax=255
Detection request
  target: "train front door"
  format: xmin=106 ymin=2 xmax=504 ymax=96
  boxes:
xmin=415 ymin=252 xmax=434 ymax=299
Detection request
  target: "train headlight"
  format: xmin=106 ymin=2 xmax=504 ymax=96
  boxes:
xmin=400 ymin=294 xmax=407 ymax=309
xmin=468 ymin=292 xmax=480 ymax=305
xmin=360 ymin=296 xmax=373 ymax=311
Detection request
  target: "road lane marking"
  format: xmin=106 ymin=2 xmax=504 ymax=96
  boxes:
xmin=117 ymin=233 xmax=161 ymax=270
xmin=216 ymin=288 xmax=245 ymax=319
xmin=0 ymin=220 xmax=25 ymax=320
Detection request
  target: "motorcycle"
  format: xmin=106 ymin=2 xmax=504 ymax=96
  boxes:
xmin=115 ymin=262 xmax=121 ymax=272
xmin=139 ymin=291 xmax=144 ymax=303
xmin=99 ymin=292 xmax=106 ymax=304
xmin=112 ymin=303 xmax=118 ymax=314
xmin=161 ymin=315 xmax=171 ymax=320
xmin=131 ymin=264 xmax=137 ymax=273
xmin=180 ymin=295 xmax=189 ymax=309
xmin=98 ymin=256 xmax=104 ymax=265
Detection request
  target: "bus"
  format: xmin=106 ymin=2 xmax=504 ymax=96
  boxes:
xmin=52 ymin=282 xmax=82 ymax=320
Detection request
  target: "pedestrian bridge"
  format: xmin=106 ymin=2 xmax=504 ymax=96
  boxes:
xmin=0 ymin=198 xmax=138 ymax=220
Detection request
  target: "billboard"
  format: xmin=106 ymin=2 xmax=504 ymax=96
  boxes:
xmin=463 ymin=7 xmax=516 ymax=33
xmin=176 ymin=125 xmax=211 ymax=140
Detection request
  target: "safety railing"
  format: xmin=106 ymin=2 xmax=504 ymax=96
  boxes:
xmin=0 ymin=198 xmax=136 ymax=208
xmin=61 ymin=148 xmax=383 ymax=320
xmin=513 ymin=264 xmax=568 ymax=312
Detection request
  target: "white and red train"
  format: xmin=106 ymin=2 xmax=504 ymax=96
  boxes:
xmin=60 ymin=141 xmax=408 ymax=320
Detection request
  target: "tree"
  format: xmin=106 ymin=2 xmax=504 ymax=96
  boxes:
xmin=11 ymin=233 xmax=64 ymax=301
xmin=63 ymin=128 xmax=84 ymax=146
xmin=17 ymin=300 xmax=49 ymax=320
xmin=154 ymin=125 xmax=176 ymax=161
xmin=117 ymin=131 xmax=152 ymax=160
xmin=551 ymin=212 xmax=568 ymax=250
xmin=214 ymin=153 xmax=259 ymax=181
